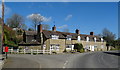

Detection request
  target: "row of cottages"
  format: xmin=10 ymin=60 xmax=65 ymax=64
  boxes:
xmin=19 ymin=24 xmax=107 ymax=53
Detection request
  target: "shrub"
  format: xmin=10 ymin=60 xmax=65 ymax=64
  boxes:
xmin=80 ymin=48 xmax=84 ymax=53
xmin=74 ymin=43 xmax=84 ymax=53
xmin=4 ymin=25 xmax=18 ymax=47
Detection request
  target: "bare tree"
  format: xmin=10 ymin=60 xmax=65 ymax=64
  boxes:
xmin=6 ymin=14 xmax=24 ymax=28
xmin=63 ymin=28 xmax=69 ymax=32
xmin=97 ymin=28 xmax=116 ymax=50
xmin=21 ymin=23 xmax=27 ymax=30
xmin=102 ymin=28 xmax=116 ymax=41
xmin=27 ymin=14 xmax=44 ymax=31
xmin=99 ymin=28 xmax=116 ymax=48
xmin=42 ymin=24 xmax=50 ymax=30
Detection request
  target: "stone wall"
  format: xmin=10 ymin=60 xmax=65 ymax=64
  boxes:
xmin=44 ymin=39 xmax=66 ymax=53
xmin=19 ymin=39 xmax=107 ymax=53
xmin=72 ymin=40 xmax=107 ymax=51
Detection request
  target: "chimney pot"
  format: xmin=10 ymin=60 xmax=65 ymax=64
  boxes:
xmin=75 ymin=29 xmax=80 ymax=34
xmin=52 ymin=25 xmax=56 ymax=31
xmin=90 ymin=32 xmax=94 ymax=35
xmin=37 ymin=24 xmax=42 ymax=33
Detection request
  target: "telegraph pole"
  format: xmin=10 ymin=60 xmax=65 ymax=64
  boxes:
xmin=2 ymin=0 xmax=4 ymax=22
xmin=1 ymin=0 xmax=4 ymax=59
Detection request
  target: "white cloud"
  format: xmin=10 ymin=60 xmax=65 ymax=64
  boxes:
xmin=58 ymin=25 xmax=68 ymax=29
xmin=65 ymin=14 xmax=72 ymax=21
xmin=43 ymin=17 xmax=52 ymax=22
xmin=27 ymin=13 xmax=52 ymax=22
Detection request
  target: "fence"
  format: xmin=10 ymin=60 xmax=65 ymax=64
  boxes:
xmin=8 ymin=49 xmax=52 ymax=55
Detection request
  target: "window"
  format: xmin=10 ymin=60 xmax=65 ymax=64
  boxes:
xmin=66 ymin=44 xmax=74 ymax=50
xmin=86 ymin=37 xmax=89 ymax=42
xmin=66 ymin=45 xmax=72 ymax=48
xmin=101 ymin=45 xmax=104 ymax=48
xmin=94 ymin=46 xmax=97 ymax=48
xmin=67 ymin=37 xmax=71 ymax=40
xmin=78 ymin=36 xmax=81 ymax=41
xmin=66 ymin=35 xmax=72 ymax=40
xmin=51 ymin=35 xmax=59 ymax=39
xmin=50 ymin=44 xmax=60 ymax=51
xmin=85 ymin=45 xmax=89 ymax=50
xmin=94 ymin=37 xmax=96 ymax=42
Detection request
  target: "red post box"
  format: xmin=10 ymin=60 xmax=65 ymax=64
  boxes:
xmin=5 ymin=47 xmax=9 ymax=52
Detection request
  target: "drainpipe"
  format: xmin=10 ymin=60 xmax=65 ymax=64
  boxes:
xmin=49 ymin=39 xmax=51 ymax=51
xmin=71 ymin=38 xmax=72 ymax=51
xmin=65 ymin=38 xmax=66 ymax=52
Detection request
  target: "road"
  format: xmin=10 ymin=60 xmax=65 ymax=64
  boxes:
xmin=2 ymin=51 xmax=119 ymax=68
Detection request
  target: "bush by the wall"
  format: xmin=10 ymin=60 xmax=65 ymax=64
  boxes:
xmin=74 ymin=43 xmax=84 ymax=53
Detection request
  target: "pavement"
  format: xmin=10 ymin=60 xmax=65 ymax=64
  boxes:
xmin=0 ymin=60 xmax=4 ymax=70
xmin=1 ymin=51 xmax=119 ymax=69
xmin=0 ymin=55 xmax=4 ymax=70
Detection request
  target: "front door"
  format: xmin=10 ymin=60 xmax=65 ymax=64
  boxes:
xmin=91 ymin=46 xmax=94 ymax=51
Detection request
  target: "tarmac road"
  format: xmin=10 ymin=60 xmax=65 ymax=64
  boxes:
xmin=2 ymin=51 xmax=119 ymax=69
xmin=65 ymin=51 xmax=119 ymax=68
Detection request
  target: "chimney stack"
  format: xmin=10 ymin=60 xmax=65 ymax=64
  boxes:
xmin=38 ymin=24 xmax=42 ymax=33
xmin=90 ymin=32 xmax=94 ymax=35
xmin=75 ymin=29 xmax=80 ymax=34
xmin=52 ymin=25 xmax=56 ymax=31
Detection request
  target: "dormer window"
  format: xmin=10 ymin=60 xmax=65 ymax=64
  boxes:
xmin=94 ymin=37 xmax=96 ymax=42
xmin=78 ymin=36 xmax=81 ymax=41
xmin=86 ymin=36 xmax=89 ymax=42
xmin=51 ymin=35 xmax=59 ymax=39
xmin=66 ymin=35 xmax=72 ymax=40
xmin=67 ymin=37 xmax=71 ymax=40
xmin=101 ymin=38 xmax=103 ymax=42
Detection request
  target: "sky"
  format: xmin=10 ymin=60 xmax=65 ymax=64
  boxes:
xmin=3 ymin=2 xmax=118 ymax=38
xmin=3 ymin=0 xmax=120 ymax=2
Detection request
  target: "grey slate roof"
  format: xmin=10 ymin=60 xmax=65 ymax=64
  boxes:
xmin=42 ymin=30 xmax=66 ymax=39
xmin=24 ymin=30 xmax=102 ymax=42
xmin=25 ymin=31 xmax=37 ymax=35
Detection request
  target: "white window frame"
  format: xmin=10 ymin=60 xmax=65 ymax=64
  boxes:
xmin=50 ymin=44 xmax=60 ymax=51
xmin=51 ymin=35 xmax=59 ymax=39
xmin=67 ymin=37 xmax=71 ymax=40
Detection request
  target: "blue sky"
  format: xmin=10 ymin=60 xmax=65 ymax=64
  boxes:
xmin=4 ymin=2 xmax=118 ymax=38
